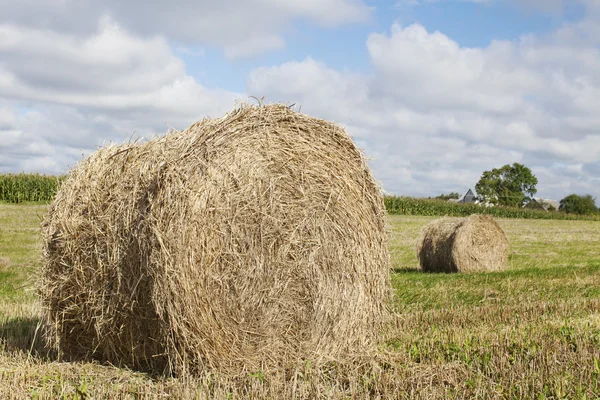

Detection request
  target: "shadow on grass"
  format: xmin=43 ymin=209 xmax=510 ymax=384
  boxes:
xmin=0 ymin=316 xmax=55 ymax=359
xmin=391 ymin=267 xmax=422 ymax=274
xmin=0 ymin=317 xmax=170 ymax=378
xmin=394 ymin=263 xmax=600 ymax=279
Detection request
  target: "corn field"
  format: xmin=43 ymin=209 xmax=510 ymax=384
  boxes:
xmin=384 ymin=196 xmax=600 ymax=221
xmin=0 ymin=173 xmax=65 ymax=203
xmin=0 ymin=175 xmax=597 ymax=221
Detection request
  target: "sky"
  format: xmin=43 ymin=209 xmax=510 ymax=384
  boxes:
xmin=1 ymin=0 xmax=599 ymax=202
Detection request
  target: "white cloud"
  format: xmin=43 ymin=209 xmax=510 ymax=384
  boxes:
xmin=224 ymin=34 xmax=286 ymax=60
xmin=0 ymin=20 xmax=185 ymax=102
xmin=0 ymin=0 xmax=371 ymax=59
xmin=366 ymin=24 xmax=542 ymax=114
xmin=1 ymin=1 xmax=600 ymax=203
xmin=0 ymin=20 xmax=241 ymax=112
xmin=0 ymin=107 xmax=16 ymax=129
xmin=247 ymin=20 xmax=600 ymax=201
xmin=395 ymin=0 xmax=492 ymax=7
xmin=0 ymin=20 xmax=242 ymax=174
xmin=248 ymin=58 xmax=378 ymax=125
xmin=507 ymin=0 xmax=578 ymax=14
xmin=398 ymin=0 xmax=574 ymax=10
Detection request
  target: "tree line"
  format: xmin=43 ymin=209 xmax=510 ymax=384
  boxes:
xmin=437 ymin=163 xmax=598 ymax=216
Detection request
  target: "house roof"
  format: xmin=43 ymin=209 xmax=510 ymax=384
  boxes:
xmin=532 ymin=197 xmax=560 ymax=210
xmin=457 ymin=189 xmax=475 ymax=202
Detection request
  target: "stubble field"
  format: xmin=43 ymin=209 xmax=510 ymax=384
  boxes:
xmin=1 ymin=203 xmax=599 ymax=399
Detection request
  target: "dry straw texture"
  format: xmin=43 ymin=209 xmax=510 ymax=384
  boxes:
xmin=417 ymin=215 xmax=509 ymax=273
xmin=38 ymin=103 xmax=391 ymax=376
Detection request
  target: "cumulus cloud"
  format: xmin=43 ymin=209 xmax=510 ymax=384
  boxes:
xmin=1 ymin=0 xmax=600 ymax=203
xmin=0 ymin=19 xmax=242 ymax=174
xmin=396 ymin=0 xmax=491 ymax=5
xmin=507 ymin=0 xmax=580 ymax=14
xmin=366 ymin=24 xmax=542 ymax=114
xmin=0 ymin=19 xmax=241 ymax=113
xmin=398 ymin=0 xmax=577 ymax=11
xmin=0 ymin=0 xmax=371 ymax=59
xmin=248 ymin=20 xmax=600 ymax=200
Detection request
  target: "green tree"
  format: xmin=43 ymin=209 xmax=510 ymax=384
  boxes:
xmin=435 ymin=192 xmax=460 ymax=201
xmin=559 ymin=194 xmax=598 ymax=215
xmin=475 ymin=163 xmax=538 ymax=207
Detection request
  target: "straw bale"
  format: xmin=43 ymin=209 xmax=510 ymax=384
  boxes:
xmin=416 ymin=214 xmax=509 ymax=273
xmin=38 ymin=103 xmax=391 ymax=376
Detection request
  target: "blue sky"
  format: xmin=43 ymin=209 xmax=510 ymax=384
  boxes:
xmin=1 ymin=0 xmax=599 ymax=202
xmin=185 ymin=0 xmax=586 ymax=91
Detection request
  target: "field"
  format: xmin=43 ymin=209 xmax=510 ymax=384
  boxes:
xmin=1 ymin=203 xmax=599 ymax=399
xmin=384 ymin=196 xmax=600 ymax=221
xmin=0 ymin=174 xmax=64 ymax=203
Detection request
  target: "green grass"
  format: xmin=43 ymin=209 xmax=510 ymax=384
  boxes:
xmin=388 ymin=215 xmax=600 ymax=311
xmin=0 ymin=203 xmax=46 ymax=303
xmin=1 ymin=205 xmax=600 ymax=398
xmin=383 ymin=215 xmax=600 ymax=398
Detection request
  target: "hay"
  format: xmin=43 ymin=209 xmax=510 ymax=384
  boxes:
xmin=416 ymin=214 xmax=509 ymax=273
xmin=38 ymin=103 xmax=391 ymax=376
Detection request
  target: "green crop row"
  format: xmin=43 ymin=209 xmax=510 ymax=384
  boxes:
xmin=1 ymin=174 xmax=597 ymax=221
xmin=0 ymin=173 xmax=65 ymax=203
xmin=384 ymin=196 xmax=600 ymax=221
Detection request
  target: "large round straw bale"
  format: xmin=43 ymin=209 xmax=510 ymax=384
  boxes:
xmin=416 ymin=214 xmax=509 ymax=273
xmin=38 ymin=103 xmax=391 ymax=375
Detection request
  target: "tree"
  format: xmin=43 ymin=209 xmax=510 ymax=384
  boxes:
xmin=436 ymin=192 xmax=460 ymax=201
xmin=475 ymin=163 xmax=538 ymax=207
xmin=559 ymin=194 xmax=598 ymax=215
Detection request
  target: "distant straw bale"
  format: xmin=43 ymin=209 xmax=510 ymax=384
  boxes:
xmin=38 ymin=103 xmax=391 ymax=376
xmin=417 ymin=214 xmax=509 ymax=273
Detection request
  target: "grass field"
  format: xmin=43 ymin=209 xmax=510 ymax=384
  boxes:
xmin=1 ymin=203 xmax=599 ymax=399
